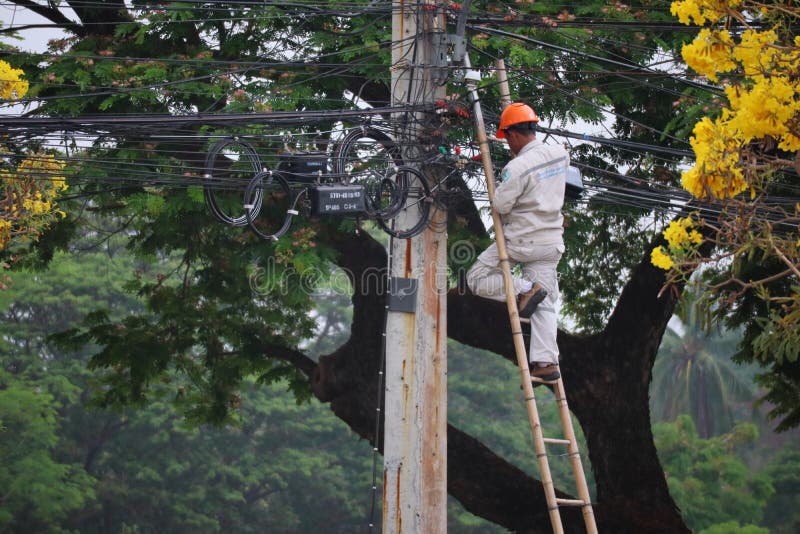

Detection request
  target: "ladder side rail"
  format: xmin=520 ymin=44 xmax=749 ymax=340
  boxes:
xmin=464 ymin=53 xmax=564 ymax=534
xmin=554 ymin=382 xmax=598 ymax=533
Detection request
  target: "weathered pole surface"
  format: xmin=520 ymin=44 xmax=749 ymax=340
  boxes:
xmin=383 ymin=2 xmax=448 ymax=533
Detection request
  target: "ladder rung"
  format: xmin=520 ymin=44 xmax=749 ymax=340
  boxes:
xmin=555 ymin=498 xmax=587 ymax=507
xmin=542 ymin=437 xmax=571 ymax=446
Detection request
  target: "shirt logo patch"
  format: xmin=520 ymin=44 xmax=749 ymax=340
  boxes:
xmin=501 ymin=169 xmax=510 ymax=182
xmin=539 ymin=165 xmax=562 ymax=180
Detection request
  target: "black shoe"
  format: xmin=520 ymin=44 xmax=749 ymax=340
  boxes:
xmin=531 ymin=364 xmax=560 ymax=383
xmin=517 ymin=283 xmax=548 ymax=317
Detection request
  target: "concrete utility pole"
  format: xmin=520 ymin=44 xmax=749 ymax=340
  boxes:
xmin=383 ymin=2 xmax=448 ymax=532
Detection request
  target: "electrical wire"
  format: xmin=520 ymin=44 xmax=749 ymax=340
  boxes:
xmin=4 ymin=3 xmax=797 ymax=228
xmin=470 ymin=46 xmax=696 ymax=159
xmin=467 ymin=24 xmax=722 ymax=93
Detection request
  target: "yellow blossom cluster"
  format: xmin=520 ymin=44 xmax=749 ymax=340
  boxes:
xmin=670 ymin=0 xmax=800 ymax=204
xmin=670 ymin=0 xmax=741 ymax=26
xmin=0 ymin=60 xmax=28 ymax=100
xmin=681 ymin=116 xmax=747 ymax=199
xmin=725 ymin=75 xmax=800 ymax=152
xmin=0 ymin=218 xmax=10 ymax=250
xmin=664 ymin=216 xmax=704 ymax=249
xmin=22 ymin=191 xmax=53 ymax=215
xmin=1 ymin=154 xmax=68 ymax=252
xmin=734 ymin=30 xmax=781 ymax=77
xmin=651 ymin=246 xmax=674 ymax=270
xmin=668 ymin=0 xmax=800 ymax=367
xmin=680 ymin=29 xmax=736 ymax=82
xmin=651 ymin=216 xmax=704 ymax=271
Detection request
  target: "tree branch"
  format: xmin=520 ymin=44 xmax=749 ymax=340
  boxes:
xmin=8 ymin=1 xmax=78 ymax=31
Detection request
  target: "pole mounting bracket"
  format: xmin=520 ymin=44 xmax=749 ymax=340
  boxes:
xmin=388 ymin=277 xmax=418 ymax=313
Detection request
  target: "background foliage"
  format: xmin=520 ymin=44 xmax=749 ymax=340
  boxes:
xmin=2 ymin=235 xmax=799 ymax=532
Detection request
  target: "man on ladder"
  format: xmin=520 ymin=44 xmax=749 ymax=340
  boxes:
xmin=467 ymin=102 xmax=568 ymax=384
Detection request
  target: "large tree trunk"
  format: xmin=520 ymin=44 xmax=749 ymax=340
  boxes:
xmin=306 ymin=226 xmax=689 ymax=533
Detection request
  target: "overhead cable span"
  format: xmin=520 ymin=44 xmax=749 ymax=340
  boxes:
xmin=538 ymin=126 xmax=694 ymax=159
xmin=469 ymin=24 xmax=722 ymax=94
xmin=0 ymin=105 xmax=430 ymax=136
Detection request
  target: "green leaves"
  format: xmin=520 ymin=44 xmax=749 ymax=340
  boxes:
xmin=753 ymin=312 xmax=800 ymax=365
xmin=0 ymin=233 xmax=375 ymax=531
xmin=0 ymin=371 xmax=96 ymax=530
xmin=508 ymin=44 xmax=548 ymax=69
xmin=127 ymin=191 xmax=167 ymax=217
xmin=654 ymin=415 xmax=774 ymax=532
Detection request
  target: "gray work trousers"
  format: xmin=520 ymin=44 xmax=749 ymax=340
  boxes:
xmin=466 ymin=242 xmax=563 ymax=365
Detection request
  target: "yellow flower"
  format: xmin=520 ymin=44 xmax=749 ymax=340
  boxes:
xmin=681 ymin=29 xmax=736 ymax=81
xmin=0 ymin=60 xmax=28 ymax=100
xmin=651 ymin=246 xmax=674 ymax=270
xmin=673 ymin=6 xmax=800 ymax=204
xmin=664 ymin=218 xmax=688 ymax=249
xmin=725 ymin=77 xmax=800 ymax=141
xmin=778 ymin=132 xmax=800 ymax=152
xmin=663 ymin=217 xmax=704 ymax=252
xmin=670 ymin=0 xmax=741 ymax=26
xmin=664 ymin=220 xmax=688 ymax=250
xmin=0 ymin=152 xmax=68 ymax=252
xmin=671 ymin=0 xmax=706 ymax=25
xmin=0 ymin=219 xmax=10 ymax=250
xmin=734 ymin=30 xmax=778 ymax=77
xmin=682 ymin=117 xmax=748 ymax=199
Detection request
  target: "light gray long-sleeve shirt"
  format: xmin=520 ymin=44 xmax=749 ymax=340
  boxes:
xmin=494 ymin=138 xmax=568 ymax=250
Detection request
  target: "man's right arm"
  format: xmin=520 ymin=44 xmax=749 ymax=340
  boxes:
xmin=493 ymin=164 xmax=522 ymax=215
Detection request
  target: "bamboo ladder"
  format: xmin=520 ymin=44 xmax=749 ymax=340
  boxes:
xmin=463 ymin=56 xmax=598 ymax=534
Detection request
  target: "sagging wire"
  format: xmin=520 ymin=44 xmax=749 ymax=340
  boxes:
xmin=10 ymin=102 xmax=799 ymax=218
xmin=470 ymin=45 xmax=698 ymax=154
xmin=367 ymin=233 xmax=392 ymax=532
xmin=468 ymin=24 xmax=722 ymax=94
xmin=4 ymin=4 xmax=796 ymax=224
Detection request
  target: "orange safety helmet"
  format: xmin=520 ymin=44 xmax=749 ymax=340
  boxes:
xmin=496 ymin=102 xmax=539 ymax=138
